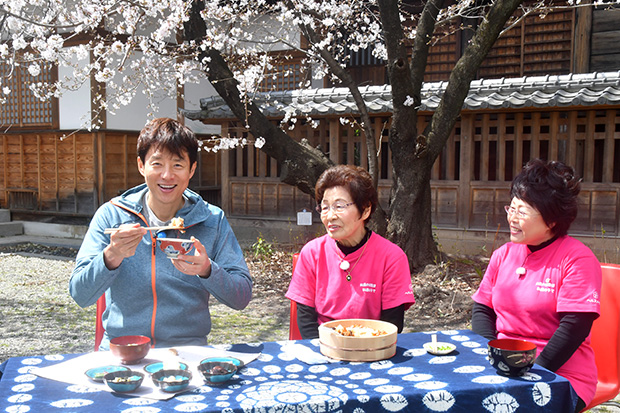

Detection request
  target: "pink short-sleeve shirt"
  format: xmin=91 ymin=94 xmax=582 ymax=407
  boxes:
xmin=472 ymin=235 xmax=601 ymax=404
xmin=286 ymin=233 xmax=415 ymax=324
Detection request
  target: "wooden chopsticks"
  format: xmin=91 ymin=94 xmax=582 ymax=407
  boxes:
xmin=103 ymin=226 xmax=183 ymax=234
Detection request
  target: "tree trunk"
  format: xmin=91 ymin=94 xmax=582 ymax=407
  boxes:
xmin=378 ymin=0 xmax=524 ymax=271
xmin=184 ymin=0 xmax=526 ymax=271
xmin=185 ymin=1 xmax=331 ymax=196
xmin=378 ymin=0 xmax=442 ymax=271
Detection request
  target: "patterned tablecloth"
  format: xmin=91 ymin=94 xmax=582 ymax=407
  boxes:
xmin=0 ymin=329 xmax=577 ymax=412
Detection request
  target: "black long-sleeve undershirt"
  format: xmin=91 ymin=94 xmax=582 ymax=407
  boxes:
xmin=471 ymin=302 xmax=597 ymax=372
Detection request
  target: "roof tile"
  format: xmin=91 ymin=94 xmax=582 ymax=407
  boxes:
xmin=183 ymin=71 xmax=620 ymax=120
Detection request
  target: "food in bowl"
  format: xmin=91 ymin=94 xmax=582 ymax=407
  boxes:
xmin=333 ymin=323 xmax=388 ymax=337
xmin=198 ymin=361 xmax=237 ymax=385
xmin=200 ymin=356 xmax=244 ymax=368
xmin=85 ymin=365 xmax=129 ymax=382
xmin=109 ymin=335 xmax=151 ymax=364
xmin=157 ymin=238 xmax=195 ymax=259
xmin=103 ymin=370 xmax=144 ymax=393
xmin=423 ymin=342 xmax=457 ymax=355
xmin=151 ymin=369 xmax=192 ymax=392
xmin=170 ymin=217 xmax=185 ymax=230
xmin=487 ymin=338 xmax=537 ymax=376
xmin=319 ymin=319 xmax=398 ymax=362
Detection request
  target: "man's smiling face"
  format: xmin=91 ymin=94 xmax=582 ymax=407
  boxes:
xmin=137 ymin=146 xmax=196 ymax=219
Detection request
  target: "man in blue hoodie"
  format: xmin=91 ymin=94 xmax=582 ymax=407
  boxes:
xmin=70 ymin=117 xmax=252 ymax=350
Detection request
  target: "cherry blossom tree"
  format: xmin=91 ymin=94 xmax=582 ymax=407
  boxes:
xmin=1 ymin=0 xmax=617 ymax=270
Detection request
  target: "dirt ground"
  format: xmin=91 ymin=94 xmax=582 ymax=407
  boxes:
xmin=242 ymin=248 xmax=486 ymax=335
xmin=0 ymin=243 xmax=485 ymax=365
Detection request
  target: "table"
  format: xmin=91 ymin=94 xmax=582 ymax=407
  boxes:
xmin=0 ymin=330 xmax=577 ymax=412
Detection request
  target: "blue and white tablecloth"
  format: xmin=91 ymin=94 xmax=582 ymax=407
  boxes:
xmin=0 ymin=329 xmax=578 ymax=412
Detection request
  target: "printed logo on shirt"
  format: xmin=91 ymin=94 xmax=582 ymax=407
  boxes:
xmin=535 ymin=278 xmax=555 ymax=293
xmin=359 ymin=282 xmax=377 ymax=294
xmin=587 ymin=290 xmax=601 ymax=305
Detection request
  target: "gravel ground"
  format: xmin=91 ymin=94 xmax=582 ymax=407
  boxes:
xmin=0 ymin=243 xmax=292 ymax=365
xmin=0 ymin=242 xmax=475 ymax=365
xmin=0 ymin=252 xmax=93 ymax=364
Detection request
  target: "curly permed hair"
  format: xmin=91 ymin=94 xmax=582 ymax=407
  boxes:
xmin=510 ymin=158 xmax=581 ymax=237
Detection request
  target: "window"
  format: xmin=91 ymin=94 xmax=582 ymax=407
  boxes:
xmin=0 ymin=62 xmax=56 ymax=128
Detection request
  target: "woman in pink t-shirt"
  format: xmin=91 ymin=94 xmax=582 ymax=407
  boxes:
xmin=285 ymin=165 xmax=415 ymax=339
xmin=472 ymin=159 xmax=601 ymax=412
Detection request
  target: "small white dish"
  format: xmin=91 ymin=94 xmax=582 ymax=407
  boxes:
xmin=423 ymin=342 xmax=456 ymax=355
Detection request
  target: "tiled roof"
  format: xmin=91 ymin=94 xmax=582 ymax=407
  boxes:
xmin=183 ymin=71 xmax=620 ymax=120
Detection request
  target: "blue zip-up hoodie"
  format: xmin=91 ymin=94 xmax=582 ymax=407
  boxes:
xmin=69 ymin=184 xmax=252 ymax=350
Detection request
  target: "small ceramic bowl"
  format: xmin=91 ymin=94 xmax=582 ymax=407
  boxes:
xmin=109 ymin=335 xmax=151 ymax=364
xmin=198 ymin=361 xmax=237 ymax=385
xmin=157 ymin=238 xmax=195 ymax=259
xmin=103 ymin=370 xmax=144 ymax=393
xmin=151 ymin=369 xmax=192 ymax=393
xmin=423 ymin=342 xmax=457 ymax=356
xmin=85 ymin=365 xmax=129 ymax=382
xmin=144 ymin=361 xmax=189 ymax=375
xmin=200 ymin=356 xmax=244 ymax=368
xmin=488 ymin=338 xmax=537 ymax=376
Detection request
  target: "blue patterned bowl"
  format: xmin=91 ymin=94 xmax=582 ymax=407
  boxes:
xmin=151 ymin=369 xmax=192 ymax=392
xmin=198 ymin=361 xmax=237 ymax=385
xmin=103 ymin=370 xmax=144 ymax=393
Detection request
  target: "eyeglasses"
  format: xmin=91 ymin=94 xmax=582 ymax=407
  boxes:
xmin=316 ymin=202 xmax=355 ymax=215
xmin=504 ymin=205 xmax=539 ymax=219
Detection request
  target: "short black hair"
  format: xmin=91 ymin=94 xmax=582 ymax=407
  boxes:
xmin=510 ymin=158 xmax=581 ymax=237
xmin=137 ymin=118 xmax=198 ymax=166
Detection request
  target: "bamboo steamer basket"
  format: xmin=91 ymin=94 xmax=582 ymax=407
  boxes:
xmin=318 ymin=319 xmax=398 ymax=362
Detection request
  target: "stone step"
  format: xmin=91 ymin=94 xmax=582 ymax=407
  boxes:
xmin=0 ymin=209 xmax=10 ymax=223
xmin=0 ymin=221 xmax=24 ymax=237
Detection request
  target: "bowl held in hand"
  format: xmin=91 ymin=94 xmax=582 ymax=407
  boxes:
xmin=157 ymin=238 xmax=195 ymax=259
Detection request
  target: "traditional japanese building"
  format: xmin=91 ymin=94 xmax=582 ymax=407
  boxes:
xmin=1 ymin=4 xmax=620 ymax=258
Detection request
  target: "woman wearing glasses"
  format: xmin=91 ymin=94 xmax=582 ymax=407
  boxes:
xmin=471 ymin=158 xmax=601 ymax=412
xmin=286 ymin=164 xmax=415 ymax=339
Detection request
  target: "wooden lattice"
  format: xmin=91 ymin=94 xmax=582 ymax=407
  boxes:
xmin=260 ymin=61 xmax=304 ymax=92
xmin=0 ymin=62 xmax=54 ymax=128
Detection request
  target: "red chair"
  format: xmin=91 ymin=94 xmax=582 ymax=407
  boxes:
xmin=289 ymin=253 xmax=302 ymax=340
xmin=584 ymin=263 xmax=620 ymax=411
xmin=94 ymin=294 xmax=106 ymax=351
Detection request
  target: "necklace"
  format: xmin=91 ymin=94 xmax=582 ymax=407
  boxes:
xmin=516 ymin=253 xmax=531 ymax=278
xmin=517 ymin=236 xmax=558 ymax=277
xmin=338 ymin=240 xmax=369 ymax=282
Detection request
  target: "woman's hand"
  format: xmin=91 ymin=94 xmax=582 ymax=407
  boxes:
xmin=173 ymin=236 xmax=212 ymax=278
xmin=103 ymin=224 xmax=147 ymax=270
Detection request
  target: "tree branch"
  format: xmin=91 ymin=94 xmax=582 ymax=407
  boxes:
xmin=426 ymin=0 xmax=524 ymax=159
xmin=289 ymin=2 xmax=380 ymax=188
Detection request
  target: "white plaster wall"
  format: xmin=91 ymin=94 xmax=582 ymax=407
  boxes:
xmin=105 ymin=84 xmax=178 ymax=131
xmin=57 ymin=17 xmax=305 ymax=134
xmin=58 ymin=53 xmax=92 ymax=130
xmin=250 ymin=15 xmax=300 ymax=51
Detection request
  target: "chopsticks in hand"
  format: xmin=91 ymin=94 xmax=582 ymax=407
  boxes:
xmin=103 ymin=226 xmax=183 ymax=234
